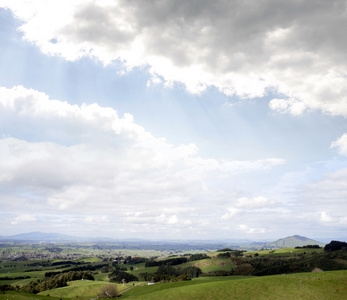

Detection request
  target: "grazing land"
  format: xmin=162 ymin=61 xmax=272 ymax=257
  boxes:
xmin=0 ymin=240 xmax=346 ymax=299
xmin=121 ymin=270 xmax=347 ymax=300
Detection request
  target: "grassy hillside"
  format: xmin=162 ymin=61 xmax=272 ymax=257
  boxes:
xmin=0 ymin=292 xmax=64 ymax=300
xmin=122 ymin=270 xmax=347 ymax=300
xmin=38 ymin=280 xmax=126 ymax=298
xmin=248 ymin=247 xmax=324 ymax=257
xmin=180 ymin=257 xmax=234 ymax=273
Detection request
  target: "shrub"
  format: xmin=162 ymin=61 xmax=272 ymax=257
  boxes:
xmin=99 ymin=284 xmax=119 ymax=298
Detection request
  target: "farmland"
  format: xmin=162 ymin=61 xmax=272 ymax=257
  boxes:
xmin=1 ymin=241 xmax=347 ymax=299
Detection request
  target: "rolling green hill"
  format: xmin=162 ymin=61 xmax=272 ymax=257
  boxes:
xmin=38 ymin=280 xmax=126 ymax=298
xmin=122 ymin=270 xmax=347 ymax=299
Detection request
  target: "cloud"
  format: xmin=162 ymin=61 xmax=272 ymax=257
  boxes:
xmin=236 ymin=196 xmax=275 ymax=209
xmin=220 ymin=196 xmax=275 ymax=221
xmin=11 ymin=214 xmax=37 ymax=225
xmin=238 ymin=224 xmax=266 ymax=234
xmin=0 ymin=85 xmax=284 ymax=238
xmin=221 ymin=207 xmax=241 ymax=220
xmin=83 ymin=216 xmax=109 ymax=223
xmin=320 ymin=211 xmax=332 ymax=223
xmin=331 ymin=134 xmax=347 ymax=156
xmin=167 ymin=215 xmax=178 ymax=225
xmin=269 ymin=98 xmax=308 ymax=116
xmin=1 ymin=0 xmax=347 ymax=115
xmin=302 ymin=168 xmax=347 ymax=227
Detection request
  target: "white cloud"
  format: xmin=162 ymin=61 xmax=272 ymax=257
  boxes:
xmin=320 ymin=211 xmax=332 ymax=223
xmin=269 ymin=98 xmax=307 ymax=115
xmin=331 ymin=134 xmax=347 ymax=156
xmin=302 ymin=168 xmax=347 ymax=227
xmin=167 ymin=215 xmax=178 ymax=225
xmin=236 ymin=196 xmax=275 ymax=209
xmin=1 ymin=0 xmax=347 ymax=115
xmin=83 ymin=216 xmax=109 ymax=223
xmin=11 ymin=214 xmax=37 ymax=225
xmin=221 ymin=207 xmax=241 ymax=220
xmin=0 ymin=85 xmax=285 ymax=238
xmin=238 ymin=224 xmax=266 ymax=234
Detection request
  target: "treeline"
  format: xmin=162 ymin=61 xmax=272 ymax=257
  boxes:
xmin=217 ymin=250 xmax=244 ymax=258
xmin=45 ymin=247 xmax=63 ymax=253
xmin=26 ymin=261 xmax=51 ymax=267
xmin=140 ymin=265 xmax=202 ymax=282
xmin=217 ymin=248 xmax=233 ymax=252
xmin=295 ymin=245 xmax=321 ymax=249
xmin=124 ymin=256 xmax=147 ymax=264
xmin=0 ymin=284 xmax=18 ymax=292
xmin=189 ymin=253 xmax=209 ymax=261
xmin=0 ymin=275 xmax=31 ymax=280
xmin=145 ymin=254 xmax=209 ymax=267
xmin=45 ymin=263 xmax=109 ymax=277
xmin=230 ymin=249 xmax=347 ymax=276
xmin=21 ymin=271 xmax=94 ymax=294
xmin=109 ymin=270 xmax=138 ymax=283
xmin=51 ymin=260 xmax=83 ymax=266
xmin=145 ymin=257 xmax=188 ymax=267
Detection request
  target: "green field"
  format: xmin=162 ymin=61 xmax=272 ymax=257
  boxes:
xmin=122 ymin=270 xmax=347 ymax=299
xmin=38 ymin=280 xmax=126 ymax=298
xmin=128 ymin=263 xmax=158 ymax=279
xmin=75 ymin=256 xmax=104 ymax=263
xmin=177 ymin=257 xmax=234 ymax=273
xmin=252 ymin=247 xmax=324 ymax=257
xmin=0 ymin=292 xmax=62 ymax=300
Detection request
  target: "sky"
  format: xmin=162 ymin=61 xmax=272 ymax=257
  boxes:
xmin=0 ymin=0 xmax=347 ymax=242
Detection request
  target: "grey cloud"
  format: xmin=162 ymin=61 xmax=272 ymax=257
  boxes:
xmin=65 ymin=2 xmax=135 ymax=46
xmin=123 ymin=0 xmax=347 ymax=69
xmin=3 ymin=0 xmax=347 ymax=114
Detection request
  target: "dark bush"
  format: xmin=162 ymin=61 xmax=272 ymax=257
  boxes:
xmin=324 ymin=241 xmax=347 ymax=252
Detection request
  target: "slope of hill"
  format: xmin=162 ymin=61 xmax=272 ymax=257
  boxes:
xmin=265 ymin=235 xmax=325 ymax=248
xmin=122 ymin=270 xmax=347 ymax=300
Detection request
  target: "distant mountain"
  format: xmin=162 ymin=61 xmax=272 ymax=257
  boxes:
xmin=0 ymin=231 xmax=84 ymax=242
xmin=264 ymin=235 xmax=325 ymax=249
xmin=0 ymin=232 xmax=328 ymax=249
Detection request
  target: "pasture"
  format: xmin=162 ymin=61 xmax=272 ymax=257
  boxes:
xmin=38 ymin=280 xmax=126 ymax=298
xmin=122 ymin=270 xmax=347 ymax=299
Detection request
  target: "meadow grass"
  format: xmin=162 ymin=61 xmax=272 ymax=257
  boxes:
xmin=122 ymin=270 xmax=347 ymax=300
xmin=76 ymin=256 xmax=103 ymax=263
xmin=127 ymin=257 xmax=234 ymax=279
xmin=252 ymin=247 xmax=324 ymax=257
xmin=0 ymin=291 xmax=64 ymax=300
xmin=94 ymin=272 xmax=109 ymax=281
xmin=38 ymin=279 xmax=126 ymax=298
xmin=129 ymin=265 xmax=158 ymax=279
xmin=180 ymin=257 xmax=234 ymax=273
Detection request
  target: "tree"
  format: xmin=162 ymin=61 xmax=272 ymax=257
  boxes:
xmin=109 ymin=270 xmax=138 ymax=283
xmin=324 ymin=241 xmax=347 ymax=252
